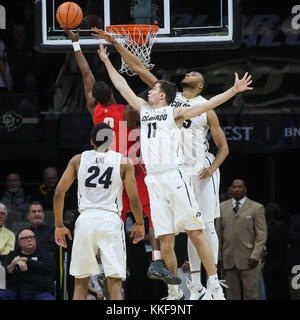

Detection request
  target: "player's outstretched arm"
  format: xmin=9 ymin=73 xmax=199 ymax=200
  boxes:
xmin=121 ymin=157 xmax=145 ymax=244
xmin=53 ymin=155 xmax=79 ymax=247
xmin=63 ymin=27 xmax=96 ymax=115
xmin=175 ymin=72 xmax=253 ymax=122
xmin=91 ymin=27 xmax=158 ymax=88
xmin=97 ymin=42 xmax=147 ymax=113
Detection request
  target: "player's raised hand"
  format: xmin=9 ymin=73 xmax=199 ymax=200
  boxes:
xmin=62 ymin=26 xmax=80 ymax=42
xmin=233 ymin=72 xmax=253 ymax=93
xmin=91 ymin=27 xmax=115 ymax=44
xmin=97 ymin=42 xmax=110 ymax=62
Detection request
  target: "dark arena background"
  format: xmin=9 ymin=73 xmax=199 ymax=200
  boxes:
xmin=0 ymin=0 xmax=299 ymax=305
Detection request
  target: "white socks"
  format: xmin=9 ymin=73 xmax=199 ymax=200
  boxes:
xmin=208 ymin=274 xmax=219 ymax=284
xmin=152 ymin=250 xmax=161 ymax=261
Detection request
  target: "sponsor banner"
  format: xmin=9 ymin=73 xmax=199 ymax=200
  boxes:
xmin=209 ymin=113 xmax=300 ymax=153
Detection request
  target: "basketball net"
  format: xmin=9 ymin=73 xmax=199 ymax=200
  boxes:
xmin=106 ymin=24 xmax=159 ymax=76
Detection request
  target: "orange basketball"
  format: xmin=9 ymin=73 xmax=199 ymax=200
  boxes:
xmin=56 ymin=2 xmax=83 ymax=29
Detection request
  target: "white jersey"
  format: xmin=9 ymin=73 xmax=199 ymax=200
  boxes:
xmin=140 ymin=105 xmax=183 ymax=173
xmin=77 ymin=149 xmax=123 ymax=214
xmin=171 ymin=92 xmax=210 ymax=173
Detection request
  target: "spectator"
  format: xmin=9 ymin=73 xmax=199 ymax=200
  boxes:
xmin=13 ymin=201 xmax=59 ymax=295
xmin=6 ymin=24 xmax=37 ymax=93
xmin=0 ymin=35 xmax=13 ymax=93
xmin=31 ymin=167 xmax=76 ymax=211
xmin=0 ymin=228 xmax=55 ymax=300
xmin=216 ymin=178 xmax=267 ymax=300
xmin=0 ymin=203 xmax=15 ymax=262
xmin=263 ymin=202 xmax=290 ymax=300
xmin=24 ymin=201 xmax=57 ymax=258
xmin=31 ymin=167 xmax=59 ymax=210
xmin=0 ymin=173 xmax=29 ymax=214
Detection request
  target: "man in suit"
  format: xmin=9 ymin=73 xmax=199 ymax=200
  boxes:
xmin=216 ymin=178 xmax=267 ymax=300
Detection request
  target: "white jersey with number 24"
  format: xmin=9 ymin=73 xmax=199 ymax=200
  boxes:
xmin=77 ymin=149 xmax=123 ymax=215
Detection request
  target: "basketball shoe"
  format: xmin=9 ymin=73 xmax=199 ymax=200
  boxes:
xmin=186 ymin=278 xmax=207 ymax=300
xmin=147 ymin=259 xmax=182 ymax=285
xmin=162 ymin=288 xmax=185 ymax=300
xmin=204 ymin=278 xmax=228 ymax=300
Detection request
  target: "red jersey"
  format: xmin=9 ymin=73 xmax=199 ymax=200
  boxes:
xmin=93 ymin=103 xmax=137 ymax=156
xmin=94 ymin=103 xmax=151 ymax=226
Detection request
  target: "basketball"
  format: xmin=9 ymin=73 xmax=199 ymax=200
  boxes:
xmin=56 ymin=2 xmax=83 ymax=29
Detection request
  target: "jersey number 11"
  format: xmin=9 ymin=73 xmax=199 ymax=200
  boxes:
xmin=147 ymin=122 xmax=157 ymax=138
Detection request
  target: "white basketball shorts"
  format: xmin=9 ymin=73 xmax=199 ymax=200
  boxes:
xmin=144 ymin=167 xmax=205 ymax=238
xmin=70 ymin=209 xmax=126 ymax=279
xmin=189 ymin=152 xmax=221 ymax=223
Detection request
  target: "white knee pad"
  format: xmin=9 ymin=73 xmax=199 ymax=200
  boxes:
xmin=203 ymin=220 xmax=219 ymax=265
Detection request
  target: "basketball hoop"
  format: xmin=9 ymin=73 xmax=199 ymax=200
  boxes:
xmin=106 ymin=24 xmax=159 ymax=76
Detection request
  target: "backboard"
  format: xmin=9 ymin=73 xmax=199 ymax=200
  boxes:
xmin=35 ymin=0 xmax=240 ymax=53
